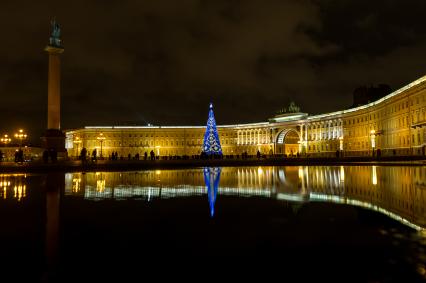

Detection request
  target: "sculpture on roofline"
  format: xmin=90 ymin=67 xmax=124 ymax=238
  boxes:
xmin=276 ymin=101 xmax=301 ymax=115
xmin=49 ymin=19 xmax=62 ymax=48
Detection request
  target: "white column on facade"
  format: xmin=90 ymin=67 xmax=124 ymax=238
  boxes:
xmin=314 ymin=123 xmax=318 ymax=140
xmin=326 ymin=122 xmax=329 ymax=140
xmin=335 ymin=120 xmax=338 ymax=139
xmin=335 ymin=121 xmax=337 ymax=139
xmin=305 ymin=123 xmax=308 ymax=151
xmin=327 ymin=121 xmax=331 ymax=139
xmin=325 ymin=122 xmax=328 ymax=140
xmin=327 ymin=122 xmax=329 ymax=139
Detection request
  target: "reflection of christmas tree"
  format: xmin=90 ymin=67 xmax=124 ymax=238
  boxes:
xmin=202 ymin=103 xmax=222 ymax=155
xmin=203 ymin=167 xmax=222 ymax=217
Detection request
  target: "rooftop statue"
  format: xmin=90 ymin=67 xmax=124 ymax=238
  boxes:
xmin=49 ymin=19 xmax=62 ymax=48
xmin=287 ymin=101 xmax=300 ymax=113
xmin=276 ymin=101 xmax=301 ymax=115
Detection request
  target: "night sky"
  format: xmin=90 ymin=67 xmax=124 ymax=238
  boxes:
xmin=1 ymin=0 xmax=426 ymax=143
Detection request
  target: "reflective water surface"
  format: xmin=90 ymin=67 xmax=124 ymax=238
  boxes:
xmin=0 ymin=166 xmax=426 ymax=282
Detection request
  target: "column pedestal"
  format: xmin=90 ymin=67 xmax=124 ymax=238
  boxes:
xmin=41 ymin=129 xmax=66 ymax=153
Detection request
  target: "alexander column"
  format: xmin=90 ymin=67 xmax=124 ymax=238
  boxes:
xmin=41 ymin=19 xmax=66 ymax=154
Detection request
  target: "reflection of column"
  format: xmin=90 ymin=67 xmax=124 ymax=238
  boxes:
xmin=44 ymin=173 xmax=64 ymax=281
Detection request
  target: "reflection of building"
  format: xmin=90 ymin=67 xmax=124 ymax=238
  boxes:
xmin=295 ymin=166 xmax=426 ymax=229
xmin=0 ymin=174 xmax=28 ymax=201
xmin=64 ymin=168 xmax=274 ymax=200
xmin=66 ymin=75 xmax=426 ymax=158
xmin=64 ymin=166 xmax=426 ymax=229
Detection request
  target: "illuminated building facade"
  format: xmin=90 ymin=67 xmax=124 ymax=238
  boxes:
xmin=66 ymin=75 xmax=426 ymax=158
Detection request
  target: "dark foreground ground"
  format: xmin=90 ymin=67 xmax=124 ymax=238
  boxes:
xmin=1 ymin=155 xmax=426 ymax=173
xmin=0 ymin=191 xmax=425 ymax=282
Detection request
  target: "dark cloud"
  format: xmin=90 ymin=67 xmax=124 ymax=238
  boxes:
xmin=0 ymin=0 xmax=425 ymax=144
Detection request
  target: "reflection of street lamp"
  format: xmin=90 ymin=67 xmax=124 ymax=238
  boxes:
xmin=1 ymin=134 xmax=11 ymax=146
xmin=14 ymin=129 xmax=27 ymax=147
xmin=97 ymin=133 xmax=106 ymax=158
xmin=73 ymin=136 xmax=82 ymax=158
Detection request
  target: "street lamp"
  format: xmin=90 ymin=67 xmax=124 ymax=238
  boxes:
xmin=1 ymin=134 xmax=11 ymax=146
xmin=370 ymin=130 xmax=376 ymax=156
xmin=14 ymin=129 xmax=27 ymax=147
xmin=339 ymin=136 xmax=343 ymax=151
xmin=97 ymin=133 xmax=106 ymax=158
xmin=338 ymin=136 xmax=344 ymax=158
xmin=73 ymin=136 xmax=82 ymax=158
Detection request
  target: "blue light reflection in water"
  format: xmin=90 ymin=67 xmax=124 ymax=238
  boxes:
xmin=203 ymin=167 xmax=221 ymax=217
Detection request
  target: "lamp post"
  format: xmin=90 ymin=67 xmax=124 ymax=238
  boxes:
xmin=73 ymin=136 xmax=82 ymax=158
xmin=1 ymin=134 xmax=11 ymax=146
xmin=14 ymin=129 xmax=27 ymax=147
xmin=370 ymin=130 xmax=376 ymax=157
xmin=97 ymin=133 xmax=106 ymax=159
xmin=339 ymin=136 xmax=344 ymax=158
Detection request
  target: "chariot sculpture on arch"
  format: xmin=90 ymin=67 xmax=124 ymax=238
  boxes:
xmin=49 ymin=19 xmax=62 ymax=48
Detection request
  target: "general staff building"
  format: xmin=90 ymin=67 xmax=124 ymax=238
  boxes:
xmin=65 ymin=75 xmax=426 ymax=158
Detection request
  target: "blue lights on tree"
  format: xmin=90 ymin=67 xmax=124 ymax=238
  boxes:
xmin=202 ymin=103 xmax=222 ymax=155
xmin=203 ymin=167 xmax=222 ymax=217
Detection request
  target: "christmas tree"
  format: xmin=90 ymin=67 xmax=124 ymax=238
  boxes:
xmin=202 ymin=103 xmax=222 ymax=155
xmin=203 ymin=167 xmax=222 ymax=217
